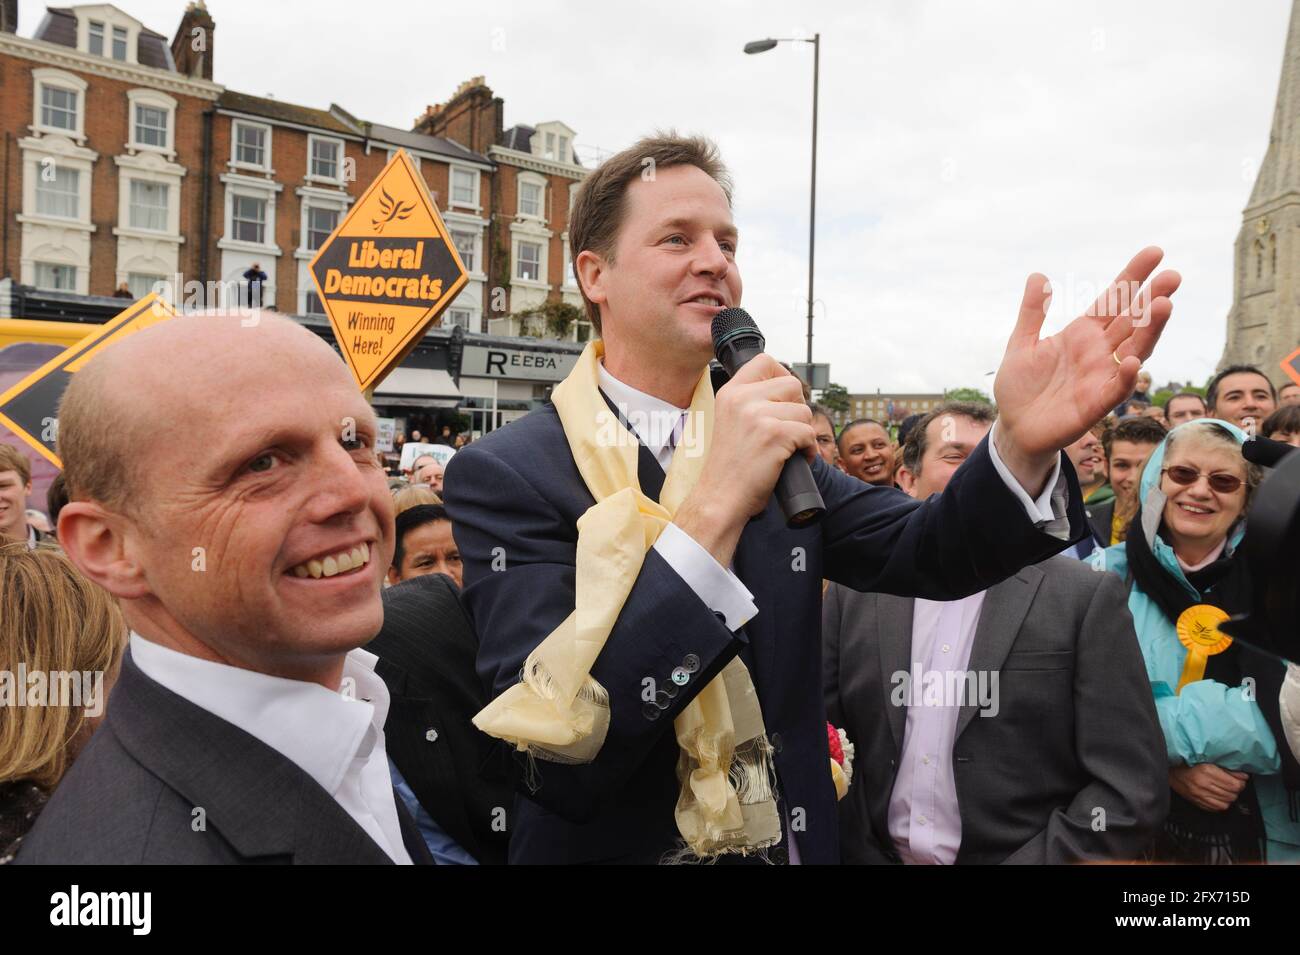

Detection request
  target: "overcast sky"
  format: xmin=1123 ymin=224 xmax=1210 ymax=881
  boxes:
xmin=103 ymin=0 xmax=1294 ymax=393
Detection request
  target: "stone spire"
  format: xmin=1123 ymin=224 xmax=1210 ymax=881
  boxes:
xmin=1220 ymin=0 xmax=1300 ymax=381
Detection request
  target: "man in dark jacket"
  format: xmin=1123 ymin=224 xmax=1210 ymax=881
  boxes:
xmin=443 ymin=134 xmax=1179 ymax=864
xmin=369 ymin=573 xmax=513 ymax=864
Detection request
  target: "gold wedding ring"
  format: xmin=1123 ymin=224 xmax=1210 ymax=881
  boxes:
xmin=1112 ymin=350 xmax=1123 ymax=365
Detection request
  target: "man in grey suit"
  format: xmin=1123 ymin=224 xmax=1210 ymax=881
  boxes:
xmin=823 ymin=401 xmax=1167 ymax=864
xmin=18 ymin=315 xmax=431 ymax=865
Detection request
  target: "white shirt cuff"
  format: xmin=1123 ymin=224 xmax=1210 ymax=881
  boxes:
xmin=653 ymin=522 xmax=758 ymax=631
xmin=987 ymin=421 xmax=1071 ymax=540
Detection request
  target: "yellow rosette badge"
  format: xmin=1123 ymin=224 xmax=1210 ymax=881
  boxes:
xmin=1174 ymin=604 xmax=1233 ymax=694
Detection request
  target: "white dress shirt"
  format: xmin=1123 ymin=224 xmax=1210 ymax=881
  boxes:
xmin=598 ymin=362 xmax=760 ymax=631
xmin=888 ymin=591 xmax=987 ymax=864
xmin=129 ymin=632 xmax=413 ymax=864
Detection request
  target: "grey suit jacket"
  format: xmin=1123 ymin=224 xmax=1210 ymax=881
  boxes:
xmin=17 ymin=652 xmax=433 ymax=865
xmin=823 ymin=555 xmax=1167 ymax=864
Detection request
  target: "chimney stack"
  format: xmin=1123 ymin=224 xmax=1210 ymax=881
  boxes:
xmin=171 ymin=1 xmax=216 ymax=81
xmin=413 ymin=77 xmax=503 ymax=154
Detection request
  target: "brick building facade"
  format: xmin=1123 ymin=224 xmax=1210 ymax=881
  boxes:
xmin=0 ymin=1 xmax=590 ymax=444
xmin=0 ymin=1 xmax=494 ymax=329
xmin=415 ymin=77 xmax=590 ymax=341
xmin=0 ymin=3 xmax=219 ymax=297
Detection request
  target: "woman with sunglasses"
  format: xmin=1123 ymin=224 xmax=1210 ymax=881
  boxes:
xmin=1092 ymin=418 xmax=1300 ymax=863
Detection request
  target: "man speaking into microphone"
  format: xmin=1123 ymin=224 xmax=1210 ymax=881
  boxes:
xmin=443 ymin=134 xmax=1180 ymax=864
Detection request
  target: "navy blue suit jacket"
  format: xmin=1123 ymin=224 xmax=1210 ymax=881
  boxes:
xmin=443 ymin=403 xmax=1088 ymax=864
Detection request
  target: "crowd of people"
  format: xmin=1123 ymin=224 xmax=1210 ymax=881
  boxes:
xmin=1 ymin=132 xmax=1299 ymax=866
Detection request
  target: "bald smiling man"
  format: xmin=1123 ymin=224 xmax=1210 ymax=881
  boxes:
xmin=18 ymin=314 xmax=433 ymax=864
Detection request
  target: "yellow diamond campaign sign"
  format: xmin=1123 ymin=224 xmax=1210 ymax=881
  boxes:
xmin=309 ymin=149 xmax=468 ymax=392
xmin=0 ymin=293 xmax=177 ymax=468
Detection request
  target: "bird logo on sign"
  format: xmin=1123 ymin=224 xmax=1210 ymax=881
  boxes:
xmin=372 ymin=187 xmax=415 ymax=234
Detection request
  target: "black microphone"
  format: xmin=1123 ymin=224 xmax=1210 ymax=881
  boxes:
xmin=1242 ymin=435 xmax=1297 ymax=470
xmin=711 ymin=307 xmax=826 ymax=528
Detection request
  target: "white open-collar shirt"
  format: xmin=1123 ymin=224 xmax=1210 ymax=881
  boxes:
xmin=129 ymin=633 xmax=413 ymax=864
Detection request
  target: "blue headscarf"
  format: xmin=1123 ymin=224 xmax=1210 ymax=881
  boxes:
xmin=1135 ymin=417 xmax=1250 ymax=560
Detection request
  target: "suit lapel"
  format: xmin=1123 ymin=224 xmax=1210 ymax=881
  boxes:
xmin=110 ymin=653 xmax=397 ymax=864
xmin=875 ymin=593 xmax=914 ymax=753
xmin=955 ymin=567 xmax=1043 ymax=740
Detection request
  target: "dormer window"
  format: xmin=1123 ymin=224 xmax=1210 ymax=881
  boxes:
xmin=75 ymin=11 xmax=140 ymax=64
xmin=533 ymin=123 xmax=576 ymax=164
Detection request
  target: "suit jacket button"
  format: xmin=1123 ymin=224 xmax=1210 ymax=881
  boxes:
xmin=654 ymin=689 xmax=673 ymax=709
xmin=769 ymin=732 xmax=783 ymax=753
xmin=771 ymin=847 xmax=789 ymax=865
xmin=425 ymin=728 xmax=439 ymax=743
xmin=671 ymin=667 xmax=690 ymax=686
xmin=642 ymin=702 xmax=661 ymax=721
xmin=682 ymin=653 xmax=701 ymax=673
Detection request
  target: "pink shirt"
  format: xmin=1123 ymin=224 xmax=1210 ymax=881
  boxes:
xmin=888 ymin=591 xmax=987 ymax=864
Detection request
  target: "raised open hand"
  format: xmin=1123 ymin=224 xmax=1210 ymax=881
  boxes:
xmin=994 ymin=247 xmax=1181 ymax=467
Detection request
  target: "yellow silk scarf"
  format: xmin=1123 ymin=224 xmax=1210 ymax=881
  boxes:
xmin=471 ymin=340 xmax=781 ymax=858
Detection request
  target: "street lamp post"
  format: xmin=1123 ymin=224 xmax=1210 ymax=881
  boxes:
xmin=745 ymin=33 xmax=820 ymax=366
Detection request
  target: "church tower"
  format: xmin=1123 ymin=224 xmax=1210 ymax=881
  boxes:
xmin=1221 ymin=0 xmax=1300 ymax=381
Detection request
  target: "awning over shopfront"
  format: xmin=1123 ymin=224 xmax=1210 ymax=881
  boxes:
xmin=372 ymin=366 xmax=462 ymax=407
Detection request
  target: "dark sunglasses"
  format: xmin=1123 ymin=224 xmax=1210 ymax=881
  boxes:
xmin=1162 ymin=465 xmax=1244 ymax=494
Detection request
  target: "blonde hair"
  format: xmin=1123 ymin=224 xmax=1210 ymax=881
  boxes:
xmin=0 ymin=444 xmax=31 ymax=485
xmin=0 ymin=543 xmax=127 ymax=789
xmin=392 ymin=483 xmax=441 ymax=516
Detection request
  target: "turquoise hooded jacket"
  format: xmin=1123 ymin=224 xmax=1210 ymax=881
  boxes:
xmin=1091 ymin=419 xmax=1300 ymax=859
